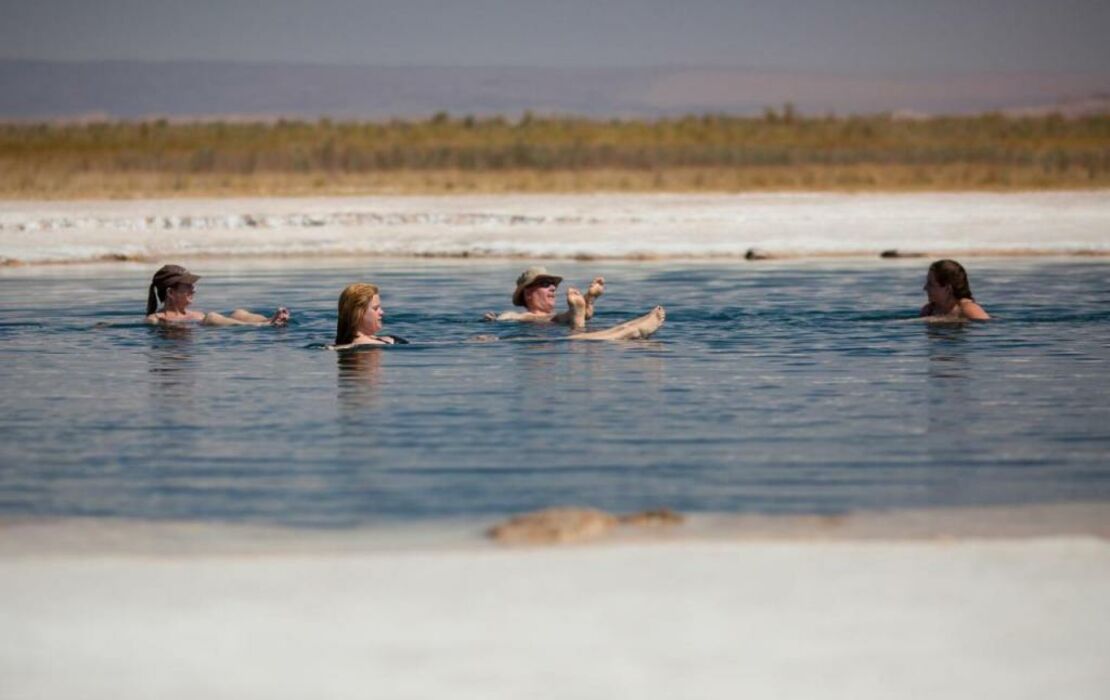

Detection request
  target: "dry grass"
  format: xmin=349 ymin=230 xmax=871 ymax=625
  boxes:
xmin=2 ymin=114 xmax=1108 ymax=198
xmin=3 ymin=165 xmax=1107 ymax=199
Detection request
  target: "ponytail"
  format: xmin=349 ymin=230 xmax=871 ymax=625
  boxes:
xmin=146 ymin=282 xmax=161 ymax=315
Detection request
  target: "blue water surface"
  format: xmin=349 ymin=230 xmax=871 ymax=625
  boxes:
xmin=1 ymin=258 xmax=1108 ymax=526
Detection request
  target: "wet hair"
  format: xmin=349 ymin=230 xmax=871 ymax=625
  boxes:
xmin=335 ymin=283 xmax=380 ymax=346
xmin=146 ymin=282 xmax=165 ymax=316
xmin=146 ymin=264 xmax=199 ymax=315
xmin=928 ymin=259 xmax=974 ymax=301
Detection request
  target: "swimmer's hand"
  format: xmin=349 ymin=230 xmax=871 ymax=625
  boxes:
xmin=483 ymin=311 xmax=499 ymax=322
xmin=269 ymin=307 xmax=291 ymax=327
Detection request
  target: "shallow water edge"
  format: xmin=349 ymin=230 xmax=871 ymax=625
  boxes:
xmin=2 ymin=501 xmax=1107 ymax=557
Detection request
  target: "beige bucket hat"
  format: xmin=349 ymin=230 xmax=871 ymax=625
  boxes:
xmin=512 ymin=266 xmax=563 ymax=307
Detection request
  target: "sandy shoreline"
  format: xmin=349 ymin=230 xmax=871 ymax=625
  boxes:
xmin=2 ymin=501 xmax=1109 ymax=557
xmin=2 ymin=507 xmax=1109 ymax=699
xmin=3 ymin=503 xmax=1109 ymax=698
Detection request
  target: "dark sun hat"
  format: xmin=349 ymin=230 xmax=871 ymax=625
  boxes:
xmin=512 ymin=266 xmax=563 ymax=307
xmin=152 ymin=264 xmax=200 ymax=291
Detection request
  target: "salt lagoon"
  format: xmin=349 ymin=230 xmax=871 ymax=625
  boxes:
xmin=1 ymin=192 xmax=1109 ymax=698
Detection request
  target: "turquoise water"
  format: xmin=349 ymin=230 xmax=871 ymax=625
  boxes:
xmin=1 ymin=259 xmax=1108 ymax=526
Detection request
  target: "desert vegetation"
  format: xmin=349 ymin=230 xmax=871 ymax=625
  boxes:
xmin=2 ymin=110 xmax=1108 ymax=197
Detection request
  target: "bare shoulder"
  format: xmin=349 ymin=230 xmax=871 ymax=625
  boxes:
xmin=959 ymin=299 xmax=991 ymax=320
xmin=333 ymin=336 xmax=392 ymax=350
xmin=149 ymin=311 xmax=204 ymax=324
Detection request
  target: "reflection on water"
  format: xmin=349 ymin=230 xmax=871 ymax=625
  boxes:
xmin=924 ymin=323 xmax=974 ymax=438
xmin=337 ymin=347 xmax=384 ymax=414
xmin=923 ymin=324 xmax=977 ymax=505
xmin=0 ymin=259 xmax=1108 ymax=526
xmin=147 ymin=324 xmax=197 ymax=393
xmin=924 ymin=323 xmax=970 ymax=380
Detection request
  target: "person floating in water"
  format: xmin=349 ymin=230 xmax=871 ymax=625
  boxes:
xmin=920 ymin=259 xmax=990 ymax=321
xmin=145 ymin=264 xmax=290 ymax=326
xmin=332 ymin=283 xmax=409 ymax=348
xmin=484 ymin=266 xmax=606 ymax=330
xmin=333 ymin=275 xmax=663 ymax=349
xmin=484 ymin=266 xmax=665 ymax=339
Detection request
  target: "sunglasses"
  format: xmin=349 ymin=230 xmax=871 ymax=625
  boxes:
xmin=173 ymin=284 xmax=196 ymax=293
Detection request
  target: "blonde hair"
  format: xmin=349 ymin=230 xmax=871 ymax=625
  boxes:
xmin=335 ymin=283 xmax=380 ymax=345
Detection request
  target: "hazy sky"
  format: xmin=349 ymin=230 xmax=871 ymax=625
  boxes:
xmin=4 ymin=0 xmax=1109 ymax=73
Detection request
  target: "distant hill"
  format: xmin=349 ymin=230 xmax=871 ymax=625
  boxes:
xmin=2 ymin=60 xmax=1108 ymax=120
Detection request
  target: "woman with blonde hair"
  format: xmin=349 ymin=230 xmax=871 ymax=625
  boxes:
xmin=333 ymin=283 xmax=408 ymax=348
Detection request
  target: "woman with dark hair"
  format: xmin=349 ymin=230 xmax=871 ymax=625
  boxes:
xmin=920 ymin=259 xmax=990 ymax=320
xmin=145 ymin=264 xmax=290 ymax=326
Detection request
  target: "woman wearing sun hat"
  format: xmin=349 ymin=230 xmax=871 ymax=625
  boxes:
xmin=145 ymin=264 xmax=290 ymax=327
xmin=483 ymin=266 xmax=606 ymax=330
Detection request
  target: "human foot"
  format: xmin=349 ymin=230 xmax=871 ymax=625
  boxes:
xmin=622 ymin=305 xmax=665 ymax=339
xmin=586 ymin=276 xmax=605 ymax=301
xmin=584 ymin=277 xmax=605 ymax=319
xmin=566 ymin=287 xmax=587 ymax=330
xmin=571 ymin=305 xmax=665 ymax=341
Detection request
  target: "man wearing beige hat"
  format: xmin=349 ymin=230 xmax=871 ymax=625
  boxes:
xmin=484 ymin=266 xmax=605 ymax=330
xmin=484 ymin=266 xmax=665 ymax=340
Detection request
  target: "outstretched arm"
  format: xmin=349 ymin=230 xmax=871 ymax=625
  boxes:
xmin=485 ymin=310 xmax=556 ymax=323
xmin=202 ymin=307 xmax=290 ymax=327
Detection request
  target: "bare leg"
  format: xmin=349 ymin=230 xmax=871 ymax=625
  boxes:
xmin=570 ymin=306 xmax=665 ymax=341
xmin=565 ymin=287 xmax=588 ymax=330
xmin=584 ymin=277 xmax=605 ymax=320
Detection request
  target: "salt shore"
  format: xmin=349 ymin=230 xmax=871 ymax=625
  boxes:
xmin=2 ymin=191 xmax=1109 ymax=264
xmin=2 ymin=504 xmax=1108 ymax=699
